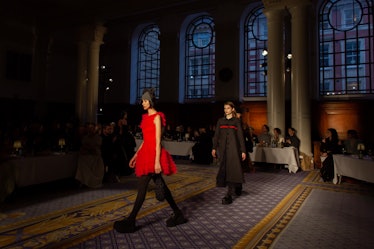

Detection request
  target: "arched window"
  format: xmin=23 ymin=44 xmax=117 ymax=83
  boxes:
xmin=244 ymin=6 xmax=268 ymax=97
xmin=319 ymin=0 xmax=374 ymax=95
xmin=137 ymin=24 xmax=160 ymax=100
xmin=184 ymin=15 xmax=215 ymax=100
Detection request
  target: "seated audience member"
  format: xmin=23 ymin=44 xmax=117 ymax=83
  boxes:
xmin=319 ymin=128 xmax=341 ymax=182
xmin=115 ymin=117 xmax=136 ymax=176
xmin=242 ymin=123 xmax=256 ymax=172
xmin=163 ymin=124 xmax=175 ymax=140
xmin=284 ymin=127 xmax=300 ymax=151
xmin=242 ymin=124 xmax=254 ymax=154
xmin=249 ymin=126 xmax=258 ymax=146
xmin=192 ymin=127 xmax=213 ymax=164
xmin=184 ymin=126 xmax=194 ymax=141
xmin=272 ymin=127 xmax=284 ymax=147
xmin=75 ymin=123 xmax=105 ymax=188
xmin=257 ymin=124 xmax=272 ymax=146
xmin=101 ymin=123 xmax=120 ymax=183
xmin=320 ymin=128 xmax=341 ymax=155
xmin=343 ymin=129 xmax=362 ymax=154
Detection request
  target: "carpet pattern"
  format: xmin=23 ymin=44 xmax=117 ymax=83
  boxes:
xmin=63 ymin=168 xmax=310 ymax=249
xmin=0 ymin=164 xmax=217 ymax=249
xmin=3 ymin=163 xmax=370 ymax=249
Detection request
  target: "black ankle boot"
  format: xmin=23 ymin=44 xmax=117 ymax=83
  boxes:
xmin=166 ymin=211 xmax=187 ymax=227
xmin=222 ymin=195 xmax=233 ymax=205
xmin=113 ymin=218 xmax=136 ymax=233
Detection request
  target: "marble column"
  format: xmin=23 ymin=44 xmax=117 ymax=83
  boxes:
xmin=289 ymin=2 xmax=312 ymax=155
xmin=263 ymin=7 xmax=286 ymax=133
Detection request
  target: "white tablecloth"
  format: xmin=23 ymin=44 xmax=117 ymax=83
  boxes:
xmin=0 ymin=153 xmax=78 ymax=201
xmin=333 ymin=154 xmax=374 ymax=184
xmin=250 ymin=146 xmax=300 ymax=173
xmin=12 ymin=153 xmax=78 ymax=187
xmin=135 ymin=139 xmax=195 ymax=158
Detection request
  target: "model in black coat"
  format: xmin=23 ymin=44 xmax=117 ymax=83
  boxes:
xmin=212 ymin=101 xmax=246 ymax=205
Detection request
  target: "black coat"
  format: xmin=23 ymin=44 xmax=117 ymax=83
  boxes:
xmin=212 ymin=117 xmax=246 ymax=187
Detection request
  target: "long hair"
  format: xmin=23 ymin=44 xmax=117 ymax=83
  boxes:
xmin=223 ymin=101 xmax=237 ymax=117
xmin=328 ymin=128 xmax=339 ymax=144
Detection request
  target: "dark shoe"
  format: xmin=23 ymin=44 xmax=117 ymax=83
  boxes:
xmin=222 ymin=195 xmax=233 ymax=205
xmin=113 ymin=218 xmax=136 ymax=233
xmin=154 ymin=177 xmax=165 ymax=201
xmin=235 ymin=186 xmax=242 ymax=196
xmin=166 ymin=211 xmax=187 ymax=227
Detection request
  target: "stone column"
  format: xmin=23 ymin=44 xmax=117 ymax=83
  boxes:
xmin=76 ymin=24 xmax=106 ymax=124
xmin=86 ymin=40 xmax=101 ymax=123
xmin=263 ymin=7 xmax=286 ymax=133
xmin=289 ymin=2 xmax=312 ymax=155
xmin=76 ymin=41 xmax=88 ymax=123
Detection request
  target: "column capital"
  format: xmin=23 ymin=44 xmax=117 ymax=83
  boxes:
xmin=77 ymin=23 xmax=107 ymax=44
xmin=263 ymin=6 xmax=287 ymax=21
xmin=262 ymin=0 xmax=285 ymax=9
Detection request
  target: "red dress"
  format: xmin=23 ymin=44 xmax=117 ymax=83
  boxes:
xmin=135 ymin=112 xmax=177 ymax=177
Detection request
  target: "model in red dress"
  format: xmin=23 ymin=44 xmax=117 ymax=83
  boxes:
xmin=134 ymin=111 xmax=177 ymax=177
xmin=113 ymin=88 xmax=187 ymax=233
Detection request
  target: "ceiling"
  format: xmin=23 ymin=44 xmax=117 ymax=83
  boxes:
xmin=1 ymin=0 xmax=207 ymax=28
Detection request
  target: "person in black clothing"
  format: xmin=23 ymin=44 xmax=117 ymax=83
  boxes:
xmin=192 ymin=127 xmax=213 ymax=164
xmin=284 ymin=127 xmax=301 ymax=151
xmin=212 ymin=101 xmax=246 ymax=205
xmin=101 ymin=123 xmax=120 ymax=183
xmin=116 ymin=111 xmax=136 ymax=176
xmin=320 ymin=128 xmax=341 ymax=182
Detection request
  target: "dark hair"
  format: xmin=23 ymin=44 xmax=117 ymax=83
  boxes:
xmin=328 ymin=128 xmax=339 ymax=143
xmin=263 ymin=124 xmax=270 ymax=132
xmin=274 ymin=127 xmax=281 ymax=134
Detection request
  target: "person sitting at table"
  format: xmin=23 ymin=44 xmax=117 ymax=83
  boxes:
xmin=163 ymin=124 xmax=176 ymax=141
xmin=319 ymin=128 xmax=342 ymax=182
xmin=257 ymin=124 xmax=272 ymax=147
xmin=272 ymin=128 xmax=284 ymax=147
xmin=101 ymin=123 xmax=120 ymax=183
xmin=343 ymin=129 xmax=362 ymax=155
xmin=284 ymin=127 xmax=300 ymax=151
xmin=192 ymin=127 xmax=213 ymax=164
xmin=241 ymin=123 xmax=257 ymax=173
xmin=75 ymin=122 xmax=105 ymax=188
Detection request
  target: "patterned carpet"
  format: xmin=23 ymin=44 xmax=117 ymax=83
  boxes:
xmin=0 ymin=162 xmax=216 ymax=248
xmin=1 ymin=162 xmax=373 ymax=249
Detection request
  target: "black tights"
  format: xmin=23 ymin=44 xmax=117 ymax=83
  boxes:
xmin=128 ymin=174 xmax=180 ymax=221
